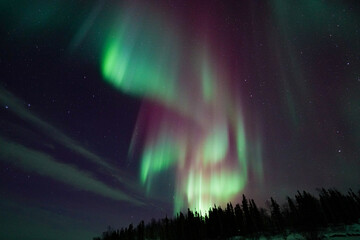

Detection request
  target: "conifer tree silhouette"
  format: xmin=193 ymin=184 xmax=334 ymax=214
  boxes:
xmin=241 ymin=194 xmax=253 ymax=235
xmin=270 ymin=197 xmax=284 ymax=234
xmin=93 ymin=187 xmax=360 ymax=240
xmin=234 ymin=203 xmax=245 ymax=235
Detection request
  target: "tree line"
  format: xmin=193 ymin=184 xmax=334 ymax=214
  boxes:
xmin=94 ymin=188 xmax=360 ymax=240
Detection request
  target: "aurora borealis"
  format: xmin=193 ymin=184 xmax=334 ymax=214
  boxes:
xmin=100 ymin=3 xmax=263 ymax=214
xmin=1 ymin=0 xmax=360 ymax=239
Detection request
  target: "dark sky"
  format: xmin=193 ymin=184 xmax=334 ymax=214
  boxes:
xmin=1 ymin=1 xmax=360 ymax=239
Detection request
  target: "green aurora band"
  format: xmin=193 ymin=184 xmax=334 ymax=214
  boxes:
xmin=100 ymin=4 xmax=263 ymax=214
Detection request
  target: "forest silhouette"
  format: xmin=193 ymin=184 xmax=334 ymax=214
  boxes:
xmin=93 ymin=188 xmax=360 ymax=240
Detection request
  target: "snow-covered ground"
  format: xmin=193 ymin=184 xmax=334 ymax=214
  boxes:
xmin=229 ymin=223 xmax=360 ymax=239
xmin=322 ymin=223 xmax=360 ymax=240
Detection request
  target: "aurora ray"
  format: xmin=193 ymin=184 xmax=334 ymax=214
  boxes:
xmin=100 ymin=3 xmax=263 ymax=214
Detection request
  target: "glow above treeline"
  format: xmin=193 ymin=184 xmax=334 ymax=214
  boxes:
xmin=101 ymin=4 xmax=263 ymax=215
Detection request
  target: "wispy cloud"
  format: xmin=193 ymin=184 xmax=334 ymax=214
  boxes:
xmin=0 ymin=87 xmax=139 ymax=190
xmin=0 ymin=87 xmax=113 ymax=169
xmin=0 ymin=136 xmax=143 ymax=205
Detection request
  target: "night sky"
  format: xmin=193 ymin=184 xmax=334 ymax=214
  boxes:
xmin=1 ymin=1 xmax=360 ymax=239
